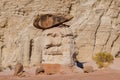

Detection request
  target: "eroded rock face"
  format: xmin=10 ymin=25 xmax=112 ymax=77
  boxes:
xmin=0 ymin=0 xmax=120 ymax=68
xmin=40 ymin=26 xmax=76 ymax=66
xmin=33 ymin=14 xmax=73 ymax=29
xmin=70 ymin=0 xmax=120 ymax=61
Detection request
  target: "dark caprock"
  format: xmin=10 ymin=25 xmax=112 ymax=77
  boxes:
xmin=33 ymin=13 xmax=73 ymax=29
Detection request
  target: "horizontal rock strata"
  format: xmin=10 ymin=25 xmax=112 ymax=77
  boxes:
xmin=0 ymin=0 xmax=120 ymax=67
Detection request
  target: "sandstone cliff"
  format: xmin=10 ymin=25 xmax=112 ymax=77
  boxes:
xmin=0 ymin=0 xmax=120 ymax=67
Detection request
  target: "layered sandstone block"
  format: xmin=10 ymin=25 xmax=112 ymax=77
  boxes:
xmin=40 ymin=26 xmax=76 ymax=66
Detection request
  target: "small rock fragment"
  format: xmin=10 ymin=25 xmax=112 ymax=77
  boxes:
xmin=35 ymin=66 xmax=45 ymax=75
xmin=83 ymin=65 xmax=94 ymax=73
xmin=14 ymin=63 xmax=24 ymax=76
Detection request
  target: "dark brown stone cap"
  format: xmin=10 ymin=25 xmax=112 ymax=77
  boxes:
xmin=33 ymin=13 xmax=73 ymax=29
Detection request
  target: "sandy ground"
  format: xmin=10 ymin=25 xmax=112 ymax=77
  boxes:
xmin=0 ymin=58 xmax=120 ymax=80
xmin=0 ymin=69 xmax=120 ymax=80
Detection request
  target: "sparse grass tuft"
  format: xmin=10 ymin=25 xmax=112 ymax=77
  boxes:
xmin=93 ymin=52 xmax=114 ymax=68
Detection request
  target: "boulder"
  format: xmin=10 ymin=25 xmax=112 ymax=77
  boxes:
xmin=33 ymin=13 xmax=73 ymax=29
xmin=14 ymin=63 xmax=24 ymax=76
xmin=35 ymin=66 xmax=45 ymax=75
xmin=83 ymin=65 xmax=94 ymax=73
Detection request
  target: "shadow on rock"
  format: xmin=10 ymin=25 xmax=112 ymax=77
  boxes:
xmin=75 ymin=61 xmax=86 ymax=69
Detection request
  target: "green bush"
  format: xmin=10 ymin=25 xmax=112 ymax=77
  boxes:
xmin=93 ymin=52 xmax=114 ymax=68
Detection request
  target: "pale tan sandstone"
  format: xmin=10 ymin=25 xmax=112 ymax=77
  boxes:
xmin=0 ymin=0 xmax=120 ymax=68
xmin=40 ymin=26 xmax=76 ymax=66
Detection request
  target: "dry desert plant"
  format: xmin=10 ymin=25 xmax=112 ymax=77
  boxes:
xmin=93 ymin=52 xmax=114 ymax=68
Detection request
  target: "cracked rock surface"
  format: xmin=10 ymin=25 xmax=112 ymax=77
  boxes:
xmin=0 ymin=0 xmax=120 ymax=67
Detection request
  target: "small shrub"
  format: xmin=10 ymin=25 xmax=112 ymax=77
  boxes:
xmin=96 ymin=62 xmax=104 ymax=68
xmin=93 ymin=52 xmax=114 ymax=68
